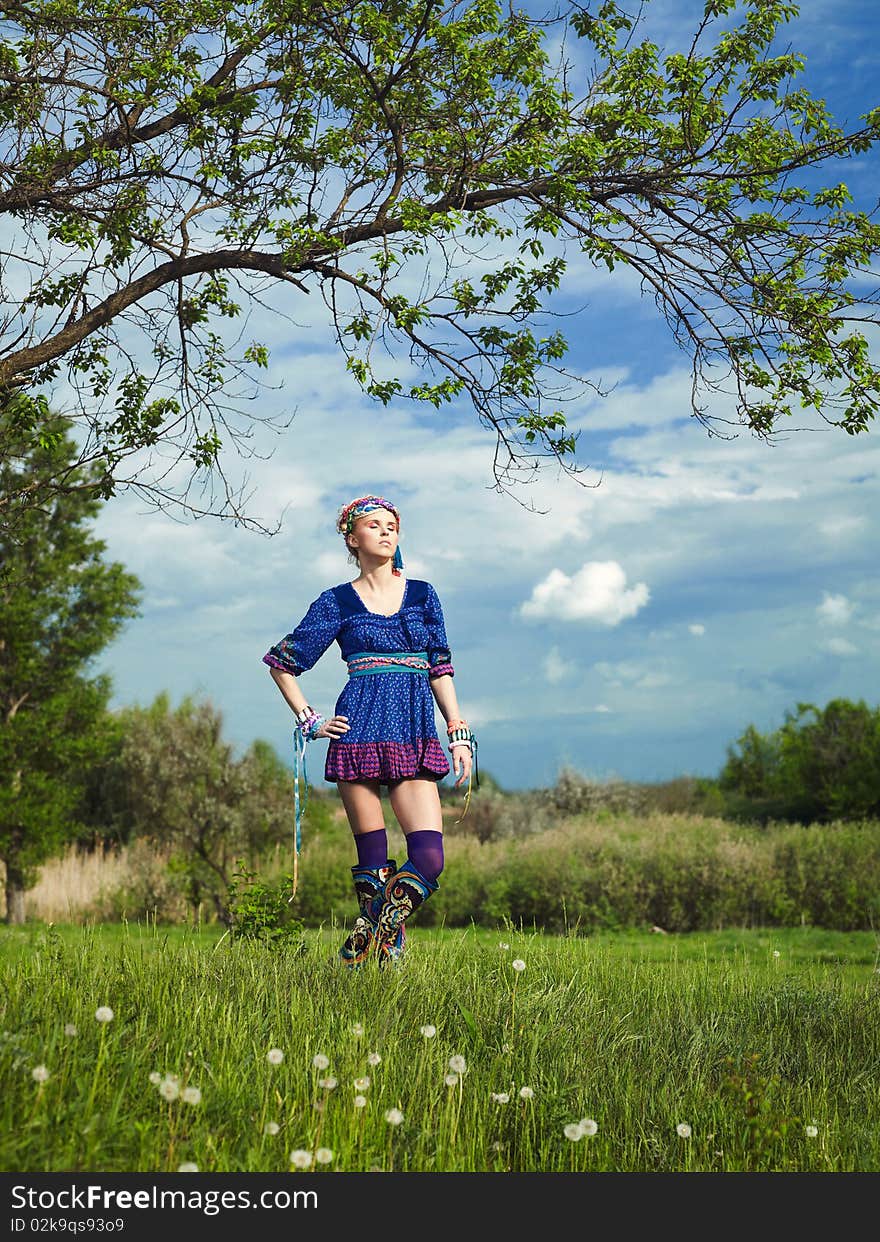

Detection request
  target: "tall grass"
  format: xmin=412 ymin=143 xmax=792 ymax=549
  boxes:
xmin=1 ymin=922 xmax=878 ymax=1172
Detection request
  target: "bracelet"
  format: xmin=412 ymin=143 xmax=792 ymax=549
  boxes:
xmin=449 ymin=740 xmax=472 ymax=750
xmin=446 ymin=718 xmax=467 ymax=732
xmin=295 ymin=707 xmax=325 ymax=741
xmin=447 ymin=723 xmax=472 ymax=746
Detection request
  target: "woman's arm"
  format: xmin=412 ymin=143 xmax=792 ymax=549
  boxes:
xmin=268 ymin=668 xmax=349 ymax=738
xmin=430 ymin=674 xmax=473 ymax=788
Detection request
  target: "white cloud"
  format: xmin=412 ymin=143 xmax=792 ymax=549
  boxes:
xmin=520 ymin=562 xmax=650 ymax=625
xmin=688 ymin=623 xmax=705 ymax=636
xmin=543 ymin=646 xmax=577 ymax=684
xmin=816 ymin=592 xmax=853 ymax=626
xmin=821 ymin=637 xmax=859 ymax=656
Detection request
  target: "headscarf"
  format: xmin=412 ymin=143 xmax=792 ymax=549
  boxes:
xmin=336 ymin=495 xmax=403 ymax=574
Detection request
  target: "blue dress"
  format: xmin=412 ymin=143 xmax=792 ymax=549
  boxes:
xmin=263 ymin=579 xmax=453 ymax=784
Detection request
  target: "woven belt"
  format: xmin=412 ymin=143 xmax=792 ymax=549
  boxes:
xmin=347 ymin=650 xmax=430 ymax=677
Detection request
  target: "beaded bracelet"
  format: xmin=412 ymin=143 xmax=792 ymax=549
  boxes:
xmin=295 ymin=705 xmax=325 ymax=741
xmin=447 ymin=722 xmax=472 ymax=746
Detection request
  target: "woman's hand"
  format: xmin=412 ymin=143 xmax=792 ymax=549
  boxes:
xmin=316 ymin=714 xmax=350 ymax=739
xmin=451 ymin=743 xmax=473 ymax=788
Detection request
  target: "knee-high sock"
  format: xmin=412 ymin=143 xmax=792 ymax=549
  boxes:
xmin=353 ymin=828 xmax=388 ymax=869
xmin=403 ymin=830 xmax=444 ymax=884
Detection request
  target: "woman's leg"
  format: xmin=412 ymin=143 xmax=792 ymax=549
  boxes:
xmin=388 ymin=777 xmax=444 ymax=882
xmin=337 ymin=779 xmax=387 ymax=865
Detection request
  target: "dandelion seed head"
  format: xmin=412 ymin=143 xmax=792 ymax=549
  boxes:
xmin=564 ymin=1123 xmax=583 ymax=1141
xmin=366 ymin=1052 xmax=381 ymax=1066
xmin=491 ymin=1092 xmax=510 ymax=1104
xmin=95 ymin=1006 xmax=114 ymax=1024
xmin=805 ymin=1125 xmax=819 ymax=1138
xmin=350 ymin=1022 xmax=365 ymax=1037
xmin=64 ymin=1024 xmax=77 ymax=1038
xmin=354 ymin=1095 xmax=367 ymax=1109
xmin=384 ymin=1108 xmax=404 ymax=1126
xmin=315 ymin=1147 xmax=334 ymax=1164
xmin=676 ymin=1123 xmax=692 ymax=1139
xmin=159 ymin=1078 xmax=180 ymax=1101
xmin=31 ymin=1065 xmax=50 ymax=1083
xmin=772 ymin=950 xmax=781 ymax=958
xmin=267 ymin=1048 xmax=284 ymax=1065
xmin=444 ymin=1073 xmax=460 ymax=1087
xmin=264 ymin=1122 xmax=280 ymax=1136
xmin=182 ymin=1086 xmax=202 ymax=1106
xmin=579 ymin=1118 xmax=598 ymax=1136
xmin=511 ymin=959 xmax=526 ymax=972
xmin=353 ymin=1076 xmax=370 ymax=1091
xmin=519 ymin=1086 xmax=534 ymax=1100
xmin=318 ymin=1076 xmax=338 ymax=1090
xmin=148 ymin=1071 xmax=161 ymax=1085
xmin=499 ymin=942 xmax=510 ymax=950
xmin=448 ymin=1054 xmax=467 ymax=1074
xmin=312 ymin=1052 xmax=330 ymax=1070
xmin=177 ymin=1163 xmax=198 ymax=1173
xmin=289 ymin=1149 xmax=313 ymax=1169
xmin=419 ymin=1024 xmax=436 ymax=1038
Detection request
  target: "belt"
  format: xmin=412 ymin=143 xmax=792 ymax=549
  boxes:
xmin=347 ymin=650 xmax=430 ymax=677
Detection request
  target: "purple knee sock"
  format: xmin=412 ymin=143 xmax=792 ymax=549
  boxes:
xmin=404 ymin=830 xmax=445 ymax=884
xmin=353 ymin=828 xmax=388 ymax=869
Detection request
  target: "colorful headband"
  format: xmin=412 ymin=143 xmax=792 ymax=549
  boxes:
xmin=336 ymin=495 xmax=404 ymax=575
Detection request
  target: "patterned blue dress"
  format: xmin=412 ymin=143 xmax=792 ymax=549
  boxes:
xmin=263 ymin=579 xmax=454 ymax=784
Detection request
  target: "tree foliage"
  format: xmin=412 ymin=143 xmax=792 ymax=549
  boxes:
xmin=719 ymin=697 xmax=880 ymax=823
xmin=0 ymin=410 xmax=140 ymax=922
xmin=100 ymin=692 xmax=297 ymax=921
xmin=1 ymin=0 xmax=878 ymax=527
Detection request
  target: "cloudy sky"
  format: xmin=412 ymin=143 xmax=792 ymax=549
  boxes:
xmin=83 ymin=0 xmax=879 ymax=792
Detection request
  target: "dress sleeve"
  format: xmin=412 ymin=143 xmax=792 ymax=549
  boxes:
xmin=425 ymin=583 xmax=454 ymax=679
xmin=262 ymin=590 xmax=342 ymax=676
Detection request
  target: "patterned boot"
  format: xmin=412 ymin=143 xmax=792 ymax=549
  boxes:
xmin=338 ymin=860 xmax=404 ymax=969
xmin=373 ymin=860 xmax=439 ymax=966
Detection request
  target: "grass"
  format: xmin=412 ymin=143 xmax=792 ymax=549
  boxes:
xmin=1 ymin=920 xmax=878 ymax=1173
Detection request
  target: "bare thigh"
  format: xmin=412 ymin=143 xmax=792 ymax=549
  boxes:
xmin=388 ymin=777 xmax=443 ymax=834
xmin=337 ymin=781 xmax=385 ymax=835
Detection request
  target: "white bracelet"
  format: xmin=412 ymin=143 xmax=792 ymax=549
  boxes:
xmin=449 ymin=740 xmax=472 ymax=750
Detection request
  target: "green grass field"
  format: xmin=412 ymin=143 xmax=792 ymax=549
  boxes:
xmin=2 ymin=921 xmax=878 ymax=1173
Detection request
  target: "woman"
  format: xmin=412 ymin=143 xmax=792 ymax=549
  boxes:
xmin=262 ymin=495 xmax=474 ymax=967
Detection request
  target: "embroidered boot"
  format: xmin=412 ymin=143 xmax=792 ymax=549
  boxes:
xmin=373 ymin=860 xmax=439 ymax=966
xmin=338 ymin=860 xmax=404 ymax=969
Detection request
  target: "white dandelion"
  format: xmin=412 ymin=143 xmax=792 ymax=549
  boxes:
xmin=31 ymin=1065 xmax=50 ymax=1084
xmin=564 ymin=1123 xmax=583 ymax=1141
xmin=491 ymin=1092 xmax=510 ymax=1104
xmin=772 ymin=950 xmax=781 ymax=958
xmin=289 ymin=1150 xmax=313 ymax=1169
xmin=419 ymin=1024 xmax=437 ymax=1038
xmin=676 ymin=1123 xmax=692 ymax=1139
xmin=448 ymin=1054 xmax=467 ymax=1074
xmin=177 ymin=1163 xmax=198 ymax=1173
xmin=95 ymin=1006 xmax=114 ymax=1024
xmin=64 ymin=1024 xmax=77 ymax=1038
xmin=444 ymin=1073 xmax=460 ymax=1087
xmin=353 ymin=1076 xmax=371 ymax=1091
xmin=384 ymin=1108 xmax=404 ymax=1126
xmin=158 ymin=1078 xmax=180 ymax=1101
xmin=315 ymin=1148 xmax=334 ymax=1165
xmin=354 ymin=1095 xmax=367 ymax=1109
xmin=366 ymin=1052 xmax=381 ymax=1067
xmin=264 ymin=1122 xmax=280 ymax=1136
xmin=350 ymin=1022 xmax=365 ymax=1037
xmin=148 ymin=1071 xmax=161 ymax=1085
xmin=267 ymin=1048 xmax=284 ymax=1065
xmin=511 ymin=959 xmax=526 ymax=972
xmin=318 ymin=1076 xmax=338 ymax=1091
xmin=579 ymin=1118 xmax=598 ymax=1137
xmin=805 ymin=1124 xmax=819 ymax=1138
xmin=312 ymin=1053 xmax=330 ymax=1070
xmin=519 ymin=1086 xmax=535 ymax=1100
xmin=182 ymin=1086 xmax=202 ymax=1106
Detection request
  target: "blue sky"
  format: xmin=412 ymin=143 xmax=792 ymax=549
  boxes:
xmin=85 ymin=0 xmax=880 ymax=792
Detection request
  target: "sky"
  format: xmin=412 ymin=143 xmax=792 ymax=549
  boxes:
xmin=78 ymin=0 xmax=880 ymax=793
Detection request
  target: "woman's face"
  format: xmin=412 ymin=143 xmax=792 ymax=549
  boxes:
xmin=348 ymin=508 xmax=399 ymax=562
